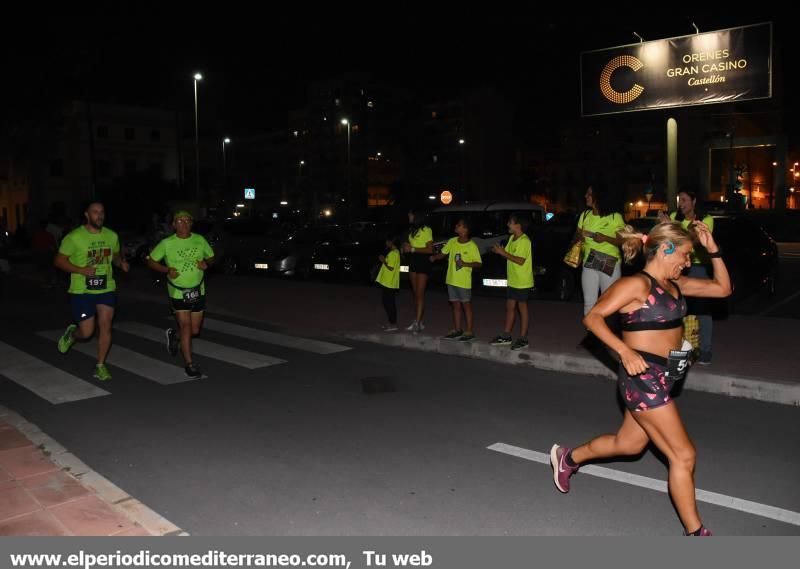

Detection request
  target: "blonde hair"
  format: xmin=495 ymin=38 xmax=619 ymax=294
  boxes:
xmin=620 ymin=221 xmax=693 ymax=264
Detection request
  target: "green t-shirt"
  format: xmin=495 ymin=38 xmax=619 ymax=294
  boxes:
xmin=441 ymin=237 xmax=481 ymax=289
xmin=375 ymin=249 xmax=401 ymax=289
xmin=148 ymin=233 xmax=214 ymax=299
xmin=408 ymin=226 xmax=433 ymax=249
xmin=670 ymin=212 xmax=715 ymax=264
xmin=505 ymin=233 xmax=534 ymax=289
xmin=58 ymin=226 xmax=120 ymax=295
xmin=578 ymin=211 xmax=625 ymax=262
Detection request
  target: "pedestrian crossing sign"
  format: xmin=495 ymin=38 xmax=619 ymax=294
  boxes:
xmin=244 ymin=188 xmax=255 ymax=200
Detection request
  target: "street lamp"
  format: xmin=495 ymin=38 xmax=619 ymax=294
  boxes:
xmin=222 ymin=137 xmax=231 ymax=197
xmin=341 ymin=118 xmax=351 ymax=207
xmin=193 ymin=72 xmax=203 ymax=202
xmin=340 ymin=119 xmax=351 ymax=165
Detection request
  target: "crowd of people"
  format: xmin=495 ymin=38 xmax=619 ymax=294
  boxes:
xmin=36 ymin=189 xmax=730 ymax=535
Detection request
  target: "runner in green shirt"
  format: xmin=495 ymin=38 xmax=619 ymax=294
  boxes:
xmin=54 ymin=201 xmax=129 ymax=381
xmin=430 ymin=219 xmax=482 ymax=341
xmin=147 ymin=210 xmax=214 ymax=378
xmin=490 ymin=213 xmax=534 ymax=351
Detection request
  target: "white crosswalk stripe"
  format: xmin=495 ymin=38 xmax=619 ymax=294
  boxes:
xmin=37 ymin=330 xmax=198 ymax=385
xmin=0 ymin=320 xmax=350 ymax=405
xmin=203 ymin=318 xmax=351 ymax=354
xmin=116 ymin=322 xmax=287 ymax=369
xmin=0 ymin=341 xmax=110 ymax=404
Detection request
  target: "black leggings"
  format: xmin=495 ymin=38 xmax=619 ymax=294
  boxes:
xmin=381 ymin=286 xmax=397 ymax=324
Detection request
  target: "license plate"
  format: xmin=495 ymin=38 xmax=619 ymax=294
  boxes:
xmin=314 ymin=263 xmax=330 ymax=271
xmin=400 ymin=265 xmax=409 ymax=273
xmin=254 ymin=263 xmax=269 ymax=270
xmin=482 ymin=278 xmax=507 ymax=287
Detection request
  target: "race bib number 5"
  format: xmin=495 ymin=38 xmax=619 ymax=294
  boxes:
xmin=667 ymin=350 xmax=691 ymax=379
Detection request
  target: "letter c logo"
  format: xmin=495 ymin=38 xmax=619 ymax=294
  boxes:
xmin=600 ymin=55 xmax=645 ymax=104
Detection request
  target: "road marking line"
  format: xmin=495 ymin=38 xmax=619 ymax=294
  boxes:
xmin=488 ymin=442 xmax=800 ymax=526
xmin=0 ymin=341 xmax=110 ymax=404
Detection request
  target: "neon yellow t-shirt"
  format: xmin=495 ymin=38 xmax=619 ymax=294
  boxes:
xmin=442 ymin=237 xmax=481 ymax=289
xmin=670 ymin=212 xmax=715 ymax=264
xmin=58 ymin=226 xmax=120 ymax=294
xmin=408 ymin=226 xmax=433 ymax=249
xmin=148 ymin=233 xmax=214 ymax=299
xmin=375 ymin=249 xmax=400 ymax=289
xmin=578 ymin=211 xmax=625 ymax=262
xmin=505 ymin=234 xmax=533 ymax=289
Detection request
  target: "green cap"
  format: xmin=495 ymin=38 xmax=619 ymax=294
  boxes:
xmin=174 ymin=210 xmax=193 ymax=221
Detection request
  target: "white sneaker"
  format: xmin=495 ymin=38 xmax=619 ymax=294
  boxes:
xmin=406 ymin=321 xmax=418 ymax=331
xmin=384 ymin=325 xmax=398 ymax=332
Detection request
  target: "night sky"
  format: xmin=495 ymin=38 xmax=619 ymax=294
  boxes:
xmin=2 ymin=8 xmax=794 ymax=141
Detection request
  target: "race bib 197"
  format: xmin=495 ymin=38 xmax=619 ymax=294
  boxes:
xmin=86 ymin=275 xmax=107 ymax=290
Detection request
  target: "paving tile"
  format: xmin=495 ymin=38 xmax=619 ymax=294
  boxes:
xmin=0 ymin=482 xmax=40 ymax=521
xmin=21 ymin=470 xmax=90 ymax=508
xmin=0 ymin=510 xmax=71 ymax=536
xmin=48 ymin=495 xmax=134 ymax=536
xmin=0 ymin=447 xmax=59 ymax=480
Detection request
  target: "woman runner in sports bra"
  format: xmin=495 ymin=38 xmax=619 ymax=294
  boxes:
xmin=550 ymin=220 xmax=731 ymax=536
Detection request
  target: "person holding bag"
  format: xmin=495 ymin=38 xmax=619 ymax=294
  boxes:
xmin=575 ymin=184 xmax=626 ymax=315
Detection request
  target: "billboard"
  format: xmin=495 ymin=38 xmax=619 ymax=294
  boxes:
xmin=581 ymin=22 xmax=772 ymax=116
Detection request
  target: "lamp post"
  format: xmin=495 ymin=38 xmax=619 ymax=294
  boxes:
xmin=193 ymin=72 xmax=203 ymax=202
xmin=341 ymin=118 xmax=351 ymax=209
xmin=222 ymin=137 xmax=230 ymax=198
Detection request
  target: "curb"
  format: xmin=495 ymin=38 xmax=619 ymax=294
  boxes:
xmin=342 ymin=332 xmax=800 ymax=407
xmin=0 ymin=405 xmax=189 ymax=536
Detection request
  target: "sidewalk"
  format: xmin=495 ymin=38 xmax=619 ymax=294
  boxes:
xmin=0 ymin=407 xmax=184 ymax=536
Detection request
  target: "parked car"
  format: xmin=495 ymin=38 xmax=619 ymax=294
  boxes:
xmin=120 ymin=233 xmax=151 ymax=265
xmin=253 ymin=224 xmax=346 ymax=279
xmin=196 ymin=218 xmax=286 ymax=275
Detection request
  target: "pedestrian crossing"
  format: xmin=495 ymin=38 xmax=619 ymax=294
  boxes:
xmin=116 ymin=322 xmax=287 ymax=370
xmin=1 ymin=319 xmax=352 ymax=405
xmin=203 ymin=318 xmax=351 ymax=355
xmin=0 ymin=341 xmax=111 ymax=404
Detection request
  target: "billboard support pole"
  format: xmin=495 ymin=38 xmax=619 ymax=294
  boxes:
xmin=667 ymin=118 xmax=678 ymax=209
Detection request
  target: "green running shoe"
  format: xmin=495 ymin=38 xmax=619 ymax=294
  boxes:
xmin=93 ymin=363 xmax=112 ymax=382
xmin=57 ymin=324 xmax=77 ymax=354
